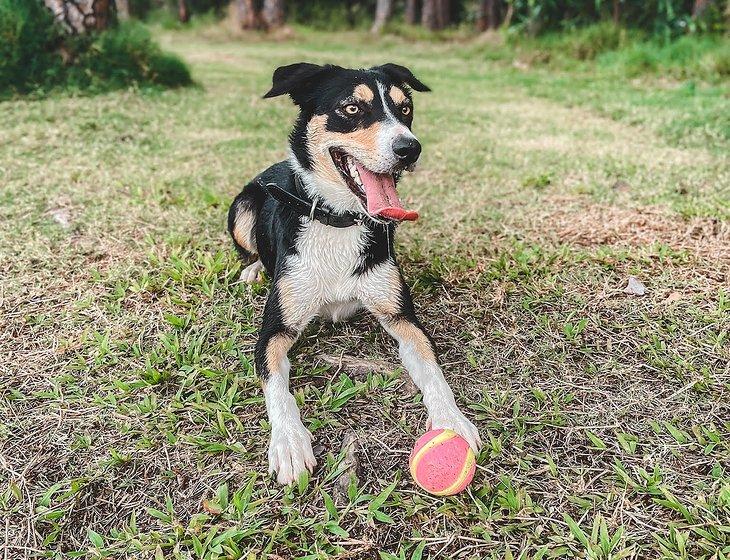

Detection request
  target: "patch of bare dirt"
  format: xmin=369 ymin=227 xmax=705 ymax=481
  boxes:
xmin=527 ymin=197 xmax=729 ymax=264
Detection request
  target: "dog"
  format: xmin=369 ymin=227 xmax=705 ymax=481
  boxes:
xmin=228 ymin=62 xmax=482 ymax=485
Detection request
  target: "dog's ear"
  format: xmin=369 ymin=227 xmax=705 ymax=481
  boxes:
xmin=372 ymin=63 xmax=430 ymax=92
xmin=263 ymin=62 xmax=333 ymax=105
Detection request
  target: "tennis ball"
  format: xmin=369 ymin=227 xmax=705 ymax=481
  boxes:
xmin=409 ymin=429 xmax=476 ymax=496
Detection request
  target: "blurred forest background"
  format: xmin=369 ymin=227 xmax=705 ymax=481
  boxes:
xmin=169 ymin=0 xmax=729 ymax=36
xmin=53 ymin=0 xmax=729 ymax=35
xmin=1 ymin=0 xmax=728 ymax=96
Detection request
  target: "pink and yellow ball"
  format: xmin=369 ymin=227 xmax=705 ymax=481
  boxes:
xmin=409 ymin=429 xmax=476 ymax=496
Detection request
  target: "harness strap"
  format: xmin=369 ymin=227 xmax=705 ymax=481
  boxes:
xmin=262 ymin=180 xmax=364 ymax=228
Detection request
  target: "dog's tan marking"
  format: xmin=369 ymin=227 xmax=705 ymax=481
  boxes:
xmin=276 ymin=275 xmax=297 ymax=320
xmin=264 ymin=332 xmax=295 ymax=374
xmin=275 ymin=275 xmax=313 ymax=330
xmin=232 ymin=203 xmax=257 ymax=253
xmin=354 ymin=84 xmax=375 ymax=103
xmin=306 ymin=115 xmax=382 ymax=185
xmin=387 ymin=319 xmax=436 ymax=362
xmin=389 ymin=85 xmax=407 ymax=105
xmin=363 ymin=264 xmax=402 ymax=317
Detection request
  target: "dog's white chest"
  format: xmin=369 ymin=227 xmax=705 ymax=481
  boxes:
xmin=285 ymin=219 xmax=367 ymax=304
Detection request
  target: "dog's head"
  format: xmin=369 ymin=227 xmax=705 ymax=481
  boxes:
xmin=264 ymin=62 xmax=430 ymax=222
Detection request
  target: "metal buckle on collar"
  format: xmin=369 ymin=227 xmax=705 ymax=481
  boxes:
xmin=309 ymin=199 xmax=317 ymax=222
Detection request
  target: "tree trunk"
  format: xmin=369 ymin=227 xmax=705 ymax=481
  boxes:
xmin=612 ymin=0 xmax=620 ymax=24
xmin=345 ymin=0 xmax=357 ymax=27
xmin=435 ymin=0 xmax=449 ymax=28
xmin=421 ymin=0 xmax=436 ymax=29
xmin=236 ymin=0 xmax=262 ymax=29
xmin=43 ymin=0 xmax=111 ymax=33
xmin=405 ymin=0 xmax=419 ymax=24
xmin=501 ymin=0 xmax=513 ymax=28
xmin=178 ymin=0 xmax=190 ymax=23
xmin=115 ymin=0 xmax=130 ymax=20
xmin=476 ymin=0 xmax=499 ymax=31
xmin=371 ymin=0 xmax=392 ymax=33
xmin=422 ymin=0 xmax=449 ymax=30
xmin=692 ymin=0 xmax=711 ymax=17
xmin=262 ymin=0 xmax=285 ymax=29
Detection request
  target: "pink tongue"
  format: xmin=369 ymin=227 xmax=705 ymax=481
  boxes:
xmin=354 ymin=163 xmax=419 ymax=222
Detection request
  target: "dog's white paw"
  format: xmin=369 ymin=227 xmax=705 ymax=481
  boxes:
xmin=240 ymin=260 xmax=264 ymax=284
xmin=268 ymin=421 xmax=316 ymax=485
xmin=428 ymin=408 xmax=482 ymax=453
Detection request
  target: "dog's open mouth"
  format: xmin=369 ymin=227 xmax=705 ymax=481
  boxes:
xmin=330 ymin=148 xmax=419 ymax=222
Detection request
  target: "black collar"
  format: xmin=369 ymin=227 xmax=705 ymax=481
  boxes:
xmin=261 ymin=176 xmax=366 ymax=228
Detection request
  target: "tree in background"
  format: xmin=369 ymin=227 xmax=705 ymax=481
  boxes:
xmin=262 ymin=0 xmax=285 ymax=27
xmin=236 ymin=0 xmax=261 ymax=28
xmin=692 ymin=0 xmax=713 ymax=16
xmin=476 ymin=0 xmax=499 ymax=30
xmin=371 ymin=0 xmax=392 ymax=32
xmin=43 ymin=0 xmax=111 ymax=33
xmin=236 ymin=0 xmax=286 ymax=29
xmin=421 ymin=0 xmax=449 ymax=30
xmin=116 ymin=0 xmax=131 ymax=19
xmin=178 ymin=0 xmax=190 ymax=22
xmin=405 ymin=0 xmax=419 ymax=23
xmin=103 ymin=0 xmax=729 ymax=36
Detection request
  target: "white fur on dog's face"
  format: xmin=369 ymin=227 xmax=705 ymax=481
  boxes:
xmin=375 ymin=81 xmax=418 ymax=171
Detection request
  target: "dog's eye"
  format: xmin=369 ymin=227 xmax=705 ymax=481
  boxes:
xmin=344 ymin=104 xmax=360 ymax=115
xmin=401 ymin=106 xmax=411 ymax=116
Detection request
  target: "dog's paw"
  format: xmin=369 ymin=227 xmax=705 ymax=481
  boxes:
xmin=427 ymin=408 xmax=482 ymax=453
xmin=268 ymin=421 xmax=316 ymax=485
xmin=240 ymin=260 xmax=264 ymax=284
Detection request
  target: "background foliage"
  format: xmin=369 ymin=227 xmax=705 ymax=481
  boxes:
xmin=506 ymin=0 xmax=727 ymax=37
xmin=0 ymin=0 xmax=192 ymax=97
xmin=137 ymin=0 xmax=728 ymax=35
xmin=0 ymin=0 xmax=62 ymax=93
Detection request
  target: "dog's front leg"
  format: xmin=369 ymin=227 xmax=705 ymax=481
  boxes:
xmin=255 ymin=282 xmax=316 ymax=485
xmin=362 ymin=266 xmax=482 ymax=452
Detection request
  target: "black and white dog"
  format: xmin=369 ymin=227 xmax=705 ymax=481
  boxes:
xmin=228 ymin=63 xmax=481 ymax=485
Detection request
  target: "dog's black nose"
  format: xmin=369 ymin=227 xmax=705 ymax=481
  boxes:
xmin=392 ymin=135 xmax=421 ymax=165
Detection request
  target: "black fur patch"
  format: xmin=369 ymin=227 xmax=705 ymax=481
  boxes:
xmin=355 ymin=221 xmax=397 ymax=275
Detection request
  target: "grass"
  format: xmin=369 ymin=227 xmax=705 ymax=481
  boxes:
xmin=1 ymin=23 xmax=729 ymax=559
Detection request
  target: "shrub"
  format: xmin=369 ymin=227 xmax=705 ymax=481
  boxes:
xmin=501 ymin=19 xmax=728 ymax=82
xmin=505 ymin=22 xmax=639 ymax=65
xmin=711 ymin=46 xmax=730 ymax=77
xmin=504 ymin=0 xmax=728 ymax=38
xmin=599 ymin=34 xmax=730 ymax=80
xmin=0 ymin=0 xmax=62 ymax=93
xmin=130 ymin=0 xmax=154 ymax=19
xmin=0 ymin=0 xmax=192 ymax=97
xmin=289 ymin=0 xmax=375 ymax=30
xmin=73 ymin=22 xmax=192 ymax=90
xmin=555 ymin=22 xmax=632 ymax=60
